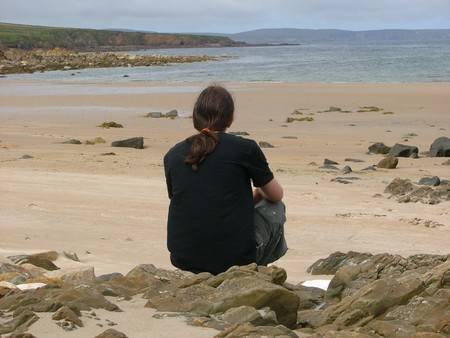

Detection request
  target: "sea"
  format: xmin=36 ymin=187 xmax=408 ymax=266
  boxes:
xmin=5 ymin=42 xmax=450 ymax=83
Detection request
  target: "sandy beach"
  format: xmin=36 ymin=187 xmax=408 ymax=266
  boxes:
xmin=1 ymin=79 xmax=450 ymax=337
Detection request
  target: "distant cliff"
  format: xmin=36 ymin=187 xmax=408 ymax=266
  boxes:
xmin=228 ymin=28 xmax=450 ymax=44
xmin=0 ymin=22 xmax=243 ymax=50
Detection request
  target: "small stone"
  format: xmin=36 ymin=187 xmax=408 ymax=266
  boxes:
xmin=259 ymin=141 xmax=274 ymax=148
xmin=146 ymin=112 xmax=163 ymax=118
xmin=63 ymin=139 xmax=82 ymax=145
xmin=98 ymin=121 xmax=123 ymax=129
xmin=20 ymin=154 xmax=34 ymax=159
xmin=344 ymin=158 xmax=365 ymax=163
xmin=341 ymin=166 xmax=352 ymax=174
xmin=63 ymin=251 xmax=80 ymax=262
xmin=362 ymin=165 xmax=377 ymax=171
xmin=101 ymin=152 xmax=116 ymax=156
xmin=388 ymin=143 xmax=419 ymax=158
xmin=324 ymin=159 xmax=339 ymax=165
xmin=95 ymin=329 xmax=129 ymax=338
xmin=165 ymin=109 xmax=178 ymax=118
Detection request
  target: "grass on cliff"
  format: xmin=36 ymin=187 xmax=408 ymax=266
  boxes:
xmin=0 ymin=22 xmax=237 ymax=50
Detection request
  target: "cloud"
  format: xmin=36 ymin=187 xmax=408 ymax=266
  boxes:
xmin=1 ymin=0 xmax=449 ymax=32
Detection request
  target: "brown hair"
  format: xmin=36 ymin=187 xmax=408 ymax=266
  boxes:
xmin=185 ymin=85 xmax=234 ymax=171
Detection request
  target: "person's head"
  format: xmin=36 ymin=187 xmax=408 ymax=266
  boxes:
xmin=185 ymin=85 xmax=235 ymax=171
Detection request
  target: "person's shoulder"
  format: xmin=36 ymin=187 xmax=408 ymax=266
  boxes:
xmin=221 ymin=133 xmax=256 ymax=152
xmin=164 ymin=139 xmax=189 ymax=162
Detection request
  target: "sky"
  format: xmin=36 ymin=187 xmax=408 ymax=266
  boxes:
xmin=1 ymin=0 xmax=450 ymax=33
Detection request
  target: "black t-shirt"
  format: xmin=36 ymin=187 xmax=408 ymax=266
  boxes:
xmin=163 ymin=133 xmax=274 ymax=275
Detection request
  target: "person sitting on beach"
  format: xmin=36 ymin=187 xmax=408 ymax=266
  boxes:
xmin=163 ymin=85 xmax=287 ymax=275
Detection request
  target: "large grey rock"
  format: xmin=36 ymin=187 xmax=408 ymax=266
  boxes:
xmin=111 ymin=137 xmax=144 ymax=149
xmin=418 ymin=176 xmax=441 ymax=186
xmin=389 ymin=143 xmax=419 ymax=158
xmin=429 ymin=137 xmax=450 ymax=157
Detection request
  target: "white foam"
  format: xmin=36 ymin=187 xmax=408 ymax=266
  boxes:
xmin=301 ymin=279 xmax=331 ymax=291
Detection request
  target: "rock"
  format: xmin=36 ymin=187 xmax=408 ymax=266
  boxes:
xmin=319 ymin=165 xmax=339 ymax=171
xmin=429 ymin=137 xmax=450 ymax=157
xmin=358 ymin=106 xmax=382 ymax=112
xmin=95 ymin=328 xmax=129 ymax=338
xmin=323 ymin=159 xmax=338 ymax=165
xmin=44 ymin=266 xmax=95 ymax=285
xmin=101 ymin=152 xmax=116 ymax=156
xmin=85 ymin=137 xmax=106 ymax=145
xmin=215 ymin=322 xmax=299 ymax=338
xmin=62 ymin=139 xmax=82 ymax=145
xmin=377 ymin=156 xmax=398 ymax=169
xmin=0 ymin=310 xmax=39 ymax=335
xmin=361 ymin=165 xmax=377 ymax=171
xmin=63 ymin=251 xmax=80 ymax=262
xmin=0 ymin=281 xmax=18 ymax=297
xmin=96 ymin=273 xmax=124 ymax=282
xmin=331 ymin=177 xmax=361 ymax=184
xmin=259 ymin=141 xmax=274 ymax=148
xmin=341 ymin=166 xmax=352 ymax=174
xmin=229 ymin=131 xmax=250 ymax=136
xmin=344 ymin=158 xmax=365 ymax=163
xmin=6 ymin=333 xmax=38 ymax=338
xmin=384 ymin=178 xmax=416 ymax=196
xmin=52 ymin=305 xmax=83 ymax=327
xmin=286 ymin=117 xmax=314 ymax=123
xmin=285 ymin=283 xmax=325 ymax=311
xmin=325 ymin=106 xmax=342 ymax=112
xmin=145 ymin=112 xmax=163 ymax=118
xmin=165 ymin=109 xmax=178 ymax=118
xmin=281 ymin=136 xmax=298 ymax=139
xmin=385 ymin=178 xmax=450 ymax=204
xmin=8 ymin=252 xmax=59 ymax=271
xmin=368 ymin=142 xmax=391 ymax=155
xmin=98 ymin=121 xmax=123 ymax=128
xmin=217 ymin=305 xmax=278 ymax=326
xmin=111 ymin=137 xmax=144 ymax=149
xmin=389 ymin=143 xmax=419 ymax=158
xmin=307 ymin=252 xmax=373 ymax=275
xmin=20 ymin=154 xmax=33 ymax=159
xmin=418 ymin=176 xmax=441 ymax=186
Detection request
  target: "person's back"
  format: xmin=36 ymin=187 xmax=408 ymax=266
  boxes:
xmin=164 ymin=85 xmax=287 ymax=275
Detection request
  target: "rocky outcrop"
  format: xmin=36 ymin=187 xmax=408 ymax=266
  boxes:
xmin=299 ymin=252 xmax=450 ymax=337
xmin=0 ymin=48 xmax=221 ymax=75
xmin=384 ymin=178 xmax=450 ymax=204
xmin=2 ymin=251 xmax=450 ymax=337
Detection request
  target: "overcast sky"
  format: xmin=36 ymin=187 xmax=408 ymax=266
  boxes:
xmin=1 ymin=0 xmax=450 ymax=33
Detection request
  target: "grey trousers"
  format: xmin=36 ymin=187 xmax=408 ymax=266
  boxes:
xmin=254 ymin=200 xmax=288 ymax=266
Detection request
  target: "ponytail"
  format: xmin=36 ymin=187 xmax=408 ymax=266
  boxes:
xmin=185 ymin=129 xmax=219 ymax=171
xmin=184 ymin=85 xmax=234 ymax=171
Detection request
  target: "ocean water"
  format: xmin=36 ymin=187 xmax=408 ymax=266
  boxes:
xmin=5 ymin=43 xmax=450 ymax=83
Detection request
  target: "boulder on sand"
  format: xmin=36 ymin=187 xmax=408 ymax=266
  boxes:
xmin=377 ymin=156 xmax=398 ymax=169
xmin=95 ymin=329 xmax=129 ymax=338
xmin=418 ymin=176 xmax=441 ymax=186
xmin=111 ymin=137 xmax=144 ymax=149
xmin=389 ymin=143 xmax=419 ymax=158
xmin=429 ymin=137 xmax=450 ymax=157
xmin=368 ymin=142 xmax=391 ymax=154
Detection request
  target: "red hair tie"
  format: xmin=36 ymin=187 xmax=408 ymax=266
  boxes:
xmin=200 ymin=128 xmax=212 ymax=135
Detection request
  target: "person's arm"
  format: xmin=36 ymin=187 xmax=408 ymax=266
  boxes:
xmin=163 ymin=154 xmax=173 ymax=199
xmin=253 ymin=178 xmax=283 ymax=203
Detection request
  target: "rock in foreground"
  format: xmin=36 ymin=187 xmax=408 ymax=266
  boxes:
xmin=430 ymin=137 xmax=450 ymax=157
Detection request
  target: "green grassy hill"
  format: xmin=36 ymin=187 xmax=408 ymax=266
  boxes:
xmin=0 ymin=22 xmax=241 ymax=50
